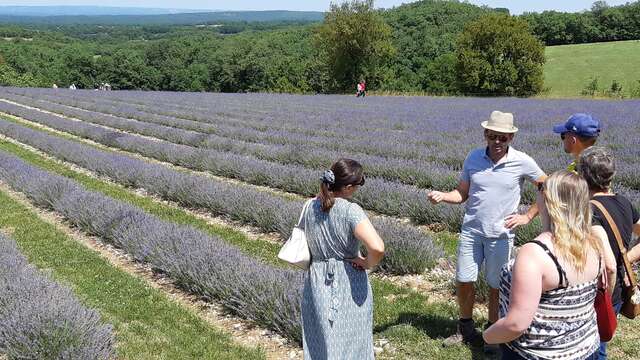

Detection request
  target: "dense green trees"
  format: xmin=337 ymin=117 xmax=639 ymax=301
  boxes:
xmin=314 ymin=0 xmax=395 ymax=92
xmin=0 ymin=0 xmax=636 ymax=96
xmin=521 ymin=1 xmax=640 ymax=45
xmin=0 ymin=0 xmax=492 ymax=94
xmin=0 ymin=56 xmax=37 ymax=87
xmin=382 ymin=0 xmax=490 ymax=93
xmin=455 ymin=14 xmax=545 ymax=96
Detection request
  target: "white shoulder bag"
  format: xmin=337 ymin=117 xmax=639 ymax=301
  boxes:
xmin=278 ymin=199 xmax=312 ymax=269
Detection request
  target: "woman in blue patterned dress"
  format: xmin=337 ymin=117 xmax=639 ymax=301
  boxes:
xmin=301 ymin=158 xmax=385 ymax=360
xmin=483 ymin=171 xmax=602 ymax=359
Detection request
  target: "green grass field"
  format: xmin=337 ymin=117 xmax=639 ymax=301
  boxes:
xmin=543 ymin=40 xmax=640 ymax=98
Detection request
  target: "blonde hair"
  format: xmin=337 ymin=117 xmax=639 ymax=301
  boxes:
xmin=543 ymin=170 xmax=601 ymax=272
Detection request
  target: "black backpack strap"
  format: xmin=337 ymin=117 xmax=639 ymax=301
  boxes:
xmin=530 ymin=240 xmax=567 ymax=288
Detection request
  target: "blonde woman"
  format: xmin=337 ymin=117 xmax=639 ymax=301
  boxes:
xmin=483 ymin=171 xmax=601 ymax=359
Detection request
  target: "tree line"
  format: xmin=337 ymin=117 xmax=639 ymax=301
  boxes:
xmin=0 ymin=0 xmax=636 ymax=96
xmin=521 ymin=1 xmax=640 ymax=45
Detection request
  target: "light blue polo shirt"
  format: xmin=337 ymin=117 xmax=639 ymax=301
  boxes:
xmin=461 ymin=147 xmax=544 ymax=239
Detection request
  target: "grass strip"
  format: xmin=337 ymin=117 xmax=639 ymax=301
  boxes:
xmin=0 ymin=189 xmax=264 ymax=360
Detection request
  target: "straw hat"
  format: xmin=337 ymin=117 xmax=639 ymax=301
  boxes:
xmin=481 ymin=111 xmax=518 ymax=133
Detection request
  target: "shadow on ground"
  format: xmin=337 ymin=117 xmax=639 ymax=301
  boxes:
xmin=375 ymin=312 xmax=498 ymax=360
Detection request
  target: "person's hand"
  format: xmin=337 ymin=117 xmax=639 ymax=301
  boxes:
xmin=349 ymin=256 xmax=369 ymax=271
xmin=427 ymin=191 xmax=445 ymax=204
xmin=504 ymin=214 xmax=531 ymax=229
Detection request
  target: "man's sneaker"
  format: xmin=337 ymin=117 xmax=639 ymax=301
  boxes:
xmin=483 ymin=343 xmax=500 ymax=355
xmin=443 ymin=319 xmax=481 ymax=347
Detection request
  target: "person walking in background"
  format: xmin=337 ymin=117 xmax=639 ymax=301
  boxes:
xmin=428 ymin=111 xmax=546 ymax=354
xmin=577 ymin=147 xmax=640 ymax=359
xmin=484 ymin=171 xmax=602 ymax=359
xmin=553 ymin=113 xmax=602 ymax=172
xmin=356 ymin=80 xmax=366 ymax=97
xmin=302 ymin=158 xmax=384 ymax=360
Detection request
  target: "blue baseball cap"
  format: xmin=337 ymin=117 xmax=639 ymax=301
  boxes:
xmin=553 ymin=113 xmax=601 ymax=138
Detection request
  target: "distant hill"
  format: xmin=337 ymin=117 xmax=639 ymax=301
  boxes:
xmin=543 ymin=40 xmax=640 ymax=98
xmin=0 ymin=9 xmax=325 ymax=25
xmin=0 ymin=6 xmax=202 ymax=16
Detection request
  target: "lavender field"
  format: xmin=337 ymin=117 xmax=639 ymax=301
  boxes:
xmin=0 ymin=234 xmax=115 ymax=359
xmin=0 ymin=87 xmax=639 ymax=358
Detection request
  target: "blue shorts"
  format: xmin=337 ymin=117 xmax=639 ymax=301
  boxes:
xmin=456 ymin=231 xmax=513 ymax=289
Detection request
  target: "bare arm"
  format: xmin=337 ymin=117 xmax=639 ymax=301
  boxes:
xmin=625 ymin=220 xmax=640 ymax=263
xmin=593 ymin=225 xmax=617 ymax=293
xmin=427 ymin=180 xmax=470 ymax=205
xmin=505 ymin=175 xmax=547 ymax=229
xmin=483 ymin=244 xmax=543 ymax=344
xmin=352 ymin=219 xmax=385 ymax=269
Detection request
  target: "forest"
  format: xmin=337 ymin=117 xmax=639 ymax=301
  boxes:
xmin=0 ymin=0 xmax=637 ymax=95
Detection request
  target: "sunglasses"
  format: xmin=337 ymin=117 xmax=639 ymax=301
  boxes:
xmin=486 ymin=133 xmax=510 ymax=142
xmin=356 ymin=176 xmax=365 ymax=186
xmin=537 ymin=182 xmax=545 ymax=192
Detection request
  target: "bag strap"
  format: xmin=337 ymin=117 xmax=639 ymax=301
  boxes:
xmin=591 ymin=199 xmax=637 ymax=288
xmin=530 ymin=240 xmax=567 ymax=288
xmin=598 ymin=255 xmax=608 ymax=290
xmin=296 ymin=199 xmax=313 ymax=228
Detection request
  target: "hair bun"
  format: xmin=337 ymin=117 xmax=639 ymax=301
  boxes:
xmin=321 ymin=170 xmax=335 ymax=185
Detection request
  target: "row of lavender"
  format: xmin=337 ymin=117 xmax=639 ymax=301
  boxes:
xmin=6 ymin=90 xmax=640 ymax=205
xmin=0 ymin=91 xmax=460 ymax=190
xmin=0 ymin=88 xmax=638 ymax=221
xmin=0 ymin=118 xmax=446 ymax=275
xmin=0 ymin=234 xmax=115 ymax=359
xmin=8 ymin=88 xmax=639 ymax=167
xmin=0 ymin=89 xmax=545 ymax=171
xmin=0 ymin=150 xmax=306 ymax=342
xmin=0 ymin=100 xmax=463 ymax=228
xmin=0 ymin=91 xmax=637 ymax=241
xmin=4 ymin=88 xmax=639 ymax=191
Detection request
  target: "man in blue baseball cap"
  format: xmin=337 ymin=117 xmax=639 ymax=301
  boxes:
xmin=553 ymin=113 xmax=602 ymax=172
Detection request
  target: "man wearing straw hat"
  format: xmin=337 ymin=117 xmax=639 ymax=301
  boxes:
xmin=428 ymin=111 xmax=546 ymax=353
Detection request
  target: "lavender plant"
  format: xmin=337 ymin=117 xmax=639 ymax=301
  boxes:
xmin=0 ymin=151 xmax=305 ymax=342
xmin=0 ymin=92 xmax=460 ymax=191
xmin=0 ymin=234 xmax=115 ymax=359
xmin=1 ymin=87 xmax=638 ymax=258
xmin=3 ymin=88 xmax=638 ymax=194
xmin=0 ymin=120 xmax=446 ymax=274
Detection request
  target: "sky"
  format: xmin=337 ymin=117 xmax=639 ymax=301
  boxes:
xmin=0 ymin=1 xmax=631 ymax=15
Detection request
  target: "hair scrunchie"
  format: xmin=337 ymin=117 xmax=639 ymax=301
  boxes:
xmin=321 ymin=170 xmax=335 ymax=185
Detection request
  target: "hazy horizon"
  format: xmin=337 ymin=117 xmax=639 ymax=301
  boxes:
xmin=0 ymin=1 xmax=633 ymax=15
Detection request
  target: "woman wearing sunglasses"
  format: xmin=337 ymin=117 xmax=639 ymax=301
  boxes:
xmin=483 ymin=171 xmax=602 ymax=359
xmin=301 ymin=158 xmax=384 ymax=360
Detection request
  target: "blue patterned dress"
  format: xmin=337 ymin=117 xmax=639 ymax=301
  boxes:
xmin=301 ymin=197 xmax=373 ymax=360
